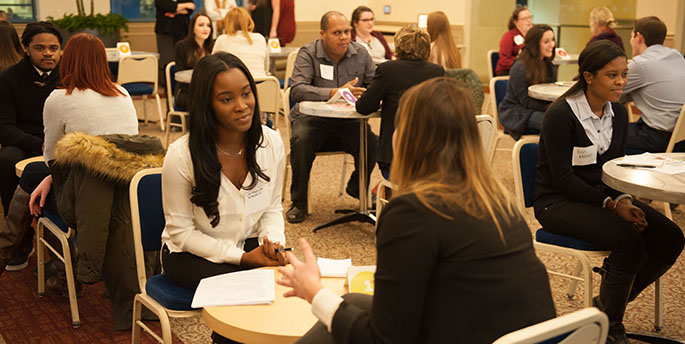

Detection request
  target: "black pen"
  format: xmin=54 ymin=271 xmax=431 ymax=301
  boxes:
xmin=275 ymin=247 xmax=293 ymax=254
xmin=617 ymin=163 xmax=656 ymax=168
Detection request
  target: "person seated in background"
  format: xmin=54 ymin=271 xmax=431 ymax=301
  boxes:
xmin=278 ymin=77 xmax=557 ymax=344
xmin=213 ymin=7 xmax=269 ymax=78
xmin=204 ymin=0 xmax=236 ymax=35
xmin=496 ymin=6 xmax=532 ymax=76
xmin=622 ymin=16 xmax=685 ymax=153
xmin=0 ymin=21 xmax=61 ymax=273
xmin=161 ymin=53 xmax=286 ymax=299
xmin=285 ymin=11 xmax=377 ymax=224
xmin=427 ymin=11 xmax=462 ymax=69
xmin=356 ymin=25 xmax=443 ymax=179
xmin=534 ymin=40 xmax=683 ymax=344
xmin=587 ymin=6 xmax=624 ymax=50
xmin=175 ymin=11 xmax=214 ymax=110
xmin=498 ymin=24 xmax=557 ymax=140
xmin=350 ymin=6 xmax=392 ymax=64
xmin=0 ymin=21 xmax=22 ymax=72
xmin=0 ymin=10 xmax=8 ymax=22
xmin=25 ymin=33 xmax=150 ymax=331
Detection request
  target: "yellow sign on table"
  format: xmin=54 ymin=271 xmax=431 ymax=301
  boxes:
xmin=346 ymin=266 xmax=376 ymax=295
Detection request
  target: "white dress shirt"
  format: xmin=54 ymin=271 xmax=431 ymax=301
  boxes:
xmin=566 ymin=90 xmax=614 ymax=155
xmin=161 ymin=127 xmax=286 ymax=265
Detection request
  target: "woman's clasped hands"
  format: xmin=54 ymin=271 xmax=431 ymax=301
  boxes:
xmin=612 ymin=198 xmax=648 ymax=232
xmin=240 ymin=235 xmax=287 ymax=268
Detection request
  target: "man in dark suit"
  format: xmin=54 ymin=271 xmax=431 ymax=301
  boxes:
xmin=0 ymin=21 xmax=62 ymax=272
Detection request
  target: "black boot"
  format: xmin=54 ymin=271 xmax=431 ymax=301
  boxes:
xmin=593 ymin=261 xmax=636 ymax=344
xmin=628 ymin=256 xmax=671 ymax=302
xmin=0 ymin=186 xmax=33 ymax=275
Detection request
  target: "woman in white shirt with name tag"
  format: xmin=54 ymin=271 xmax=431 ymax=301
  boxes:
xmin=533 ymin=40 xmax=683 ymax=344
xmin=161 ymin=52 xmax=287 ymax=293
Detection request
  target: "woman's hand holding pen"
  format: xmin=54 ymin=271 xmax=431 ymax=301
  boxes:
xmin=614 ymin=199 xmax=648 ymax=231
xmin=277 ymin=238 xmax=324 ymax=304
xmin=240 ymin=236 xmax=287 ymax=268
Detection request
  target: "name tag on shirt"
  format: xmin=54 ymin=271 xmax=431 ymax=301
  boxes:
xmin=245 ymin=183 xmax=269 ymax=215
xmin=513 ymin=34 xmax=524 ymax=45
xmin=320 ymin=64 xmax=334 ymax=80
xmin=572 ymin=145 xmax=597 ymax=166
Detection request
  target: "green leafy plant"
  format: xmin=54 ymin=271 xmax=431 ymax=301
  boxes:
xmin=46 ymin=0 xmax=128 ymax=36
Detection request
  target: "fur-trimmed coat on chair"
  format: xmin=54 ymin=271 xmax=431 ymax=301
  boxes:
xmin=50 ymin=132 xmax=165 ymax=330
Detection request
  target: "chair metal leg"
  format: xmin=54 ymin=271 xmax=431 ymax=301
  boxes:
xmin=567 ymin=262 xmax=583 ymax=300
xmin=142 ymin=96 xmax=148 ymax=124
xmin=655 ymin=276 xmax=663 ymax=331
xmin=339 ymin=155 xmax=348 ymax=196
xmin=132 ymin=297 xmax=142 ymax=344
xmin=155 ymin=94 xmax=165 ymax=132
xmin=36 ymin=221 xmax=46 ymax=296
xmin=59 ymin=233 xmax=80 ymax=328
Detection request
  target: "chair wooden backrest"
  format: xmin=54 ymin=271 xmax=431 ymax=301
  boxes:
xmin=254 ymin=76 xmax=281 ymax=114
xmin=117 ymin=54 xmax=159 ymax=91
xmin=665 ymin=104 xmax=685 ymax=153
xmin=164 ymin=62 xmax=178 ymax=111
xmin=476 ymin=114 xmax=497 ymax=163
xmin=282 ymin=48 xmax=300 ymax=90
xmin=487 ymin=50 xmax=500 ymax=80
xmin=492 ymin=308 xmax=608 ymax=344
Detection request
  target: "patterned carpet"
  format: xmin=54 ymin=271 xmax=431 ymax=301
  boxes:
xmin=1 ymin=99 xmax=683 ymax=343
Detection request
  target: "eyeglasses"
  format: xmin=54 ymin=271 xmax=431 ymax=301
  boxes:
xmin=518 ymin=15 xmax=534 ymax=21
xmin=359 ymin=18 xmax=375 ymax=23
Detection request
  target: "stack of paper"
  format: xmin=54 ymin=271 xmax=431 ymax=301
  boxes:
xmin=619 ymin=153 xmax=665 ymax=168
xmin=317 ymin=257 xmax=352 ymax=277
xmin=191 ymin=269 xmax=275 ymax=308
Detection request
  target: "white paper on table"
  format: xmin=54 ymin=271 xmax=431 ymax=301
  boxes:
xmin=652 ymin=155 xmax=685 ymax=175
xmin=620 ymin=153 xmax=665 ymax=168
xmin=191 ymin=269 xmax=275 ymax=308
xmin=317 ymin=257 xmax=352 ymax=277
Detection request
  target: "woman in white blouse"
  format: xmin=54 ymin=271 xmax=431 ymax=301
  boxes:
xmin=212 ymin=7 xmax=270 ymax=77
xmin=161 ymin=52 xmax=286 ymax=291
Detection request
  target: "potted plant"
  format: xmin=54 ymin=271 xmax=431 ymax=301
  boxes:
xmin=46 ymin=0 xmax=128 ymax=47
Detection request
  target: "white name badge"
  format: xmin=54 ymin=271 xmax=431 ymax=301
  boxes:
xmin=244 ymin=184 xmax=269 ymax=215
xmin=117 ymin=42 xmax=131 ymax=57
xmin=513 ymin=34 xmax=524 ymax=45
xmin=267 ymin=38 xmax=281 ymax=53
xmin=320 ymin=64 xmax=334 ymax=80
xmin=572 ymin=145 xmax=597 ymax=166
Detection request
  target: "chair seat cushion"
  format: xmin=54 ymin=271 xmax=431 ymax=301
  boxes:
xmin=122 ymin=82 xmax=153 ymax=96
xmin=536 ymin=228 xmax=609 ymax=251
xmin=146 ymin=274 xmax=197 ymax=311
xmin=42 ymin=210 xmax=69 ymax=234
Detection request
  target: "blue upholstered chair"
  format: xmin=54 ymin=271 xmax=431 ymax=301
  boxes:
xmin=36 ymin=210 xmax=80 ymax=328
xmin=118 ymin=55 xmax=165 ymax=131
xmin=129 ymin=168 xmax=200 ymax=344
xmin=492 ymin=308 xmax=608 ymax=344
xmin=512 ymin=137 xmax=664 ymax=330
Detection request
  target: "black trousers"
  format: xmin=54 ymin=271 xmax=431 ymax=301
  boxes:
xmin=536 ymin=199 xmax=684 ymax=274
xmin=161 ymin=238 xmax=259 ymax=291
xmin=627 ymin=119 xmax=685 ymax=153
xmin=0 ymin=146 xmax=35 ymax=214
xmin=289 ymin=116 xmax=377 ymax=204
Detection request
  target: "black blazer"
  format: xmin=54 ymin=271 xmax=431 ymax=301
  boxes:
xmin=356 ymin=60 xmax=444 ymax=165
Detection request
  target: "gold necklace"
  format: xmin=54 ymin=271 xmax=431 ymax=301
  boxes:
xmin=216 ymin=144 xmax=243 ymax=156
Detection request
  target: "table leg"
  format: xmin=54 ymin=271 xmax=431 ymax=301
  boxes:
xmin=312 ymin=118 xmax=376 ymax=232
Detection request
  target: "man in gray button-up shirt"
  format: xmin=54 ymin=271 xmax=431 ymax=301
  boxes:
xmin=285 ymin=11 xmax=377 ymax=223
xmin=623 ymin=16 xmax=685 ymax=152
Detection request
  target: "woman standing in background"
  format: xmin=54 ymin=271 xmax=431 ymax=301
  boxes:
xmin=427 ymin=11 xmax=462 ymax=69
xmin=248 ymin=0 xmax=280 ymax=39
xmin=496 ymin=6 xmax=532 ymax=75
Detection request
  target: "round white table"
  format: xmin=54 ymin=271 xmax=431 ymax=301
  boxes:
xmin=203 ymin=267 xmax=346 ymax=343
xmin=528 ymin=81 xmax=576 ymax=102
xmin=105 ymin=48 xmax=159 ymax=62
xmin=174 ymin=69 xmax=193 ymax=83
xmin=298 ymin=101 xmax=380 ymax=232
xmin=602 ymin=153 xmax=685 ymax=205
